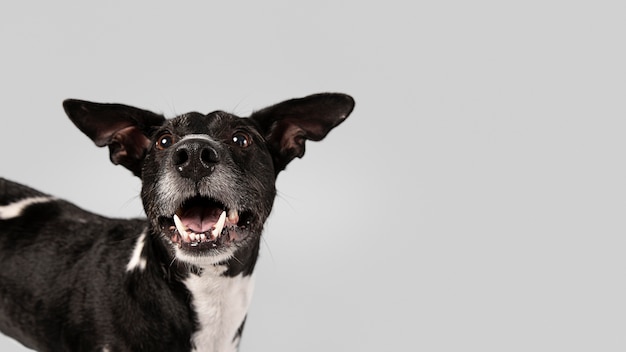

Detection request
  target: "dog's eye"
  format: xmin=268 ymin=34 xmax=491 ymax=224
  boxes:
xmin=156 ymin=133 xmax=174 ymax=150
xmin=232 ymin=132 xmax=251 ymax=148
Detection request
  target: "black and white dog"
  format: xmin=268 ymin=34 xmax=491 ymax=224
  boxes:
xmin=0 ymin=93 xmax=354 ymax=352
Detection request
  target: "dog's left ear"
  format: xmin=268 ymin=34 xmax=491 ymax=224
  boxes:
xmin=250 ymin=93 xmax=355 ymax=175
xmin=63 ymin=99 xmax=166 ymax=177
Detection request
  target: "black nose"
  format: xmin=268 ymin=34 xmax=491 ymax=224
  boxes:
xmin=173 ymin=140 xmax=220 ymax=180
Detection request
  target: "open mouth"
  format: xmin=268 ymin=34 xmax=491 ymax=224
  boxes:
xmin=159 ymin=196 xmax=252 ymax=251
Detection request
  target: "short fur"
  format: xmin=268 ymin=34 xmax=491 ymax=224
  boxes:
xmin=0 ymin=93 xmax=354 ymax=351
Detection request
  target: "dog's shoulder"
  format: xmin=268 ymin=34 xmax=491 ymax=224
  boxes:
xmin=0 ymin=177 xmax=145 ymax=239
xmin=0 ymin=177 xmax=60 ymax=221
xmin=0 ymin=177 xmax=49 ymax=205
xmin=1 ymin=177 xmax=81 ymax=219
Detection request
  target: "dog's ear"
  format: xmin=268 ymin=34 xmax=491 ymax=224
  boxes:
xmin=63 ymin=99 xmax=166 ymax=177
xmin=250 ymin=93 xmax=355 ymax=175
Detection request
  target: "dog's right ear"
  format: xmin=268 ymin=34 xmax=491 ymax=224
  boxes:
xmin=63 ymin=99 xmax=166 ymax=178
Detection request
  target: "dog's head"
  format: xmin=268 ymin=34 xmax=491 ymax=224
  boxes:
xmin=63 ymin=93 xmax=354 ymax=270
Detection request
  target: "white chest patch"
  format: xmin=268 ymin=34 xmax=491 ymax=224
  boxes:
xmin=185 ymin=266 xmax=255 ymax=352
xmin=0 ymin=196 xmax=55 ymax=220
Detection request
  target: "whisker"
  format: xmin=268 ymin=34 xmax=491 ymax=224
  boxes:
xmin=260 ymin=235 xmax=276 ymax=266
xmin=169 ymin=256 xmax=177 ymax=269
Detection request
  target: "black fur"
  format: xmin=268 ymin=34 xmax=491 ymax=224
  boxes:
xmin=0 ymin=93 xmax=354 ymax=351
xmin=0 ymin=179 xmax=194 ymax=351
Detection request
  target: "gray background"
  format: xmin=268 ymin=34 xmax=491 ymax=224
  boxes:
xmin=1 ymin=1 xmax=624 ymax=351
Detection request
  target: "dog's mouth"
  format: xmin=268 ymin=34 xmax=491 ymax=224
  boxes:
xmin=158 ymin=196 xmax=253 ymax=251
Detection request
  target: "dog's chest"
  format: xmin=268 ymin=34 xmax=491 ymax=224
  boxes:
xmin=184 ymin=267 xmax=255 ymax=352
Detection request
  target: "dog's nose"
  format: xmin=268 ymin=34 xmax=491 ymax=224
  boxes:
xmin=173 ymin=141 xmax=220 ymax=180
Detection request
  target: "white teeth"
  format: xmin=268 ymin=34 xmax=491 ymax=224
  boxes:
xmin=212 ymin=211 xmax=227 ymax=238
xmin=227 ymin=209 xmax=239 ymax=224
xmin=173 ymin=214 xmax=190 ymax=241
xmin=173 ymin=211 xmax=228 ymax=244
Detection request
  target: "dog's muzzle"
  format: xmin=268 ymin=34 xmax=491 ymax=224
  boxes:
xmin=156 ymin=136 xmax=256 ymax=254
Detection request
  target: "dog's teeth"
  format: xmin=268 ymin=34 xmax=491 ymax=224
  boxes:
xmin=200 ymin=233 xmax=206 ymax=241
xmin=227 ymin=209 xmax=239 ymax=224
xmin=173 ymin=214 xmax=190 ymax=241
xmin=189 ymin=233 xmax=197 ymax=241
xmin=212 ymin=211 xmax=227 ymax=238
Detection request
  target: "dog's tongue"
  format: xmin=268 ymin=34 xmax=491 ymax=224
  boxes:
xmin=179 ymin=206 xmax=222 ymax=233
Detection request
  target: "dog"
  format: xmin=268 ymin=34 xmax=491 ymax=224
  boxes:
xmin=0 ymin=93 xmax=354 ymax=352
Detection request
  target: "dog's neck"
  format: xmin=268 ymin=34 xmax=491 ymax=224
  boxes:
xmin=126 ymin=227 xmax=258 ymax=351
xmin=184 ymin=265 xmax=255 ymax=352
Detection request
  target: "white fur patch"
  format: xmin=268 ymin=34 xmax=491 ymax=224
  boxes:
xmin=0 ymin=196 xmax=55 ymax=220
xmin=126 ymin=230 xmax=147 ymax=272
xmin=185 ymin=266 xmax=255 ymax=352
xmin=180 ymin=134 xmax=215 ymax=142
